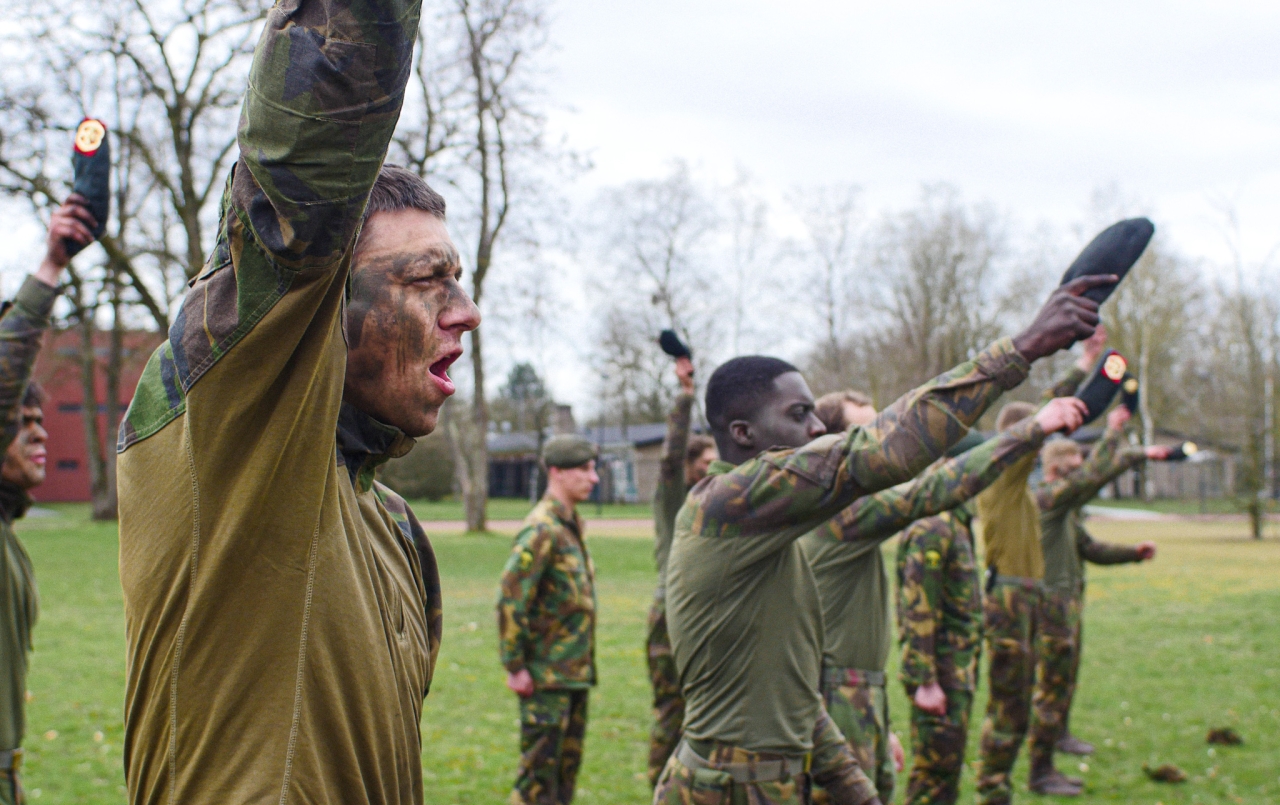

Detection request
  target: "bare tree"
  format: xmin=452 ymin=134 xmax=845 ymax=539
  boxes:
xmin=790 ymin=184 xmax=862 ymax=389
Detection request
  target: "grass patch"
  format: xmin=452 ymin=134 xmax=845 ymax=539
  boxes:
xmin=11 ymin=508 xmax=1280 ymax=803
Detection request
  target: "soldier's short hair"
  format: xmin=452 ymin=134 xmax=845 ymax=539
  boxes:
xmin=363 ymin=164 xmax=446 ymax=224
xmin=706 ymin=356 xmax=799 ymax=434
xmin=1041 ymin=438 xmax=1083 ymax=472
xmin=685 ymin=434 xmax=715 ymax=467
xmin=996 ymin=401 xmax=1037 ymax=432
xmin=813 ymin=390 xmax=873 ymax=433
xmin=21 ymin=381 xmax=45 ymax=410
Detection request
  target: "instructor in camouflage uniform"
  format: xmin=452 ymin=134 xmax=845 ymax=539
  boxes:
xmin=499 ymin=435 xmax=600 ymax=805
xmin=0 ymin=195 xmax=98 ymax=805
xmin=647 ymin=355 xmax=716 ymax=785
xmin=116 ymin=0 xmax=480 ymax=797
xmin=1029 ymin=406 xmax=1164 ymax=774
xmin=655 ymin=275 xmax=1111 ymax=805
xmin=802 ymin=397 xmax=1084 ymax=804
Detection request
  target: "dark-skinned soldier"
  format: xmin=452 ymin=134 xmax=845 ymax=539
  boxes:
xmin=802 ymin=396 xmax=1086 ymax=804
xmin=973 ymin=329 xmax=1107 ymax=804
xmin=115 ymin=0 xmax=482 ymax=797
xmin=1028 ymin=406 xmax=1166 ymax=778
xmin=647 ymin=355 xmax=717 ymax=785
xmin=499 ymin=436 xmax=601 ymax=805
xmin=0 ymin=195 xmax=98 ymax=805
xmin=653 ymin=275 xmax=1112 ymax=805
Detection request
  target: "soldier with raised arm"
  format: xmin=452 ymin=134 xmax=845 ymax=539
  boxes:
xmin=647 ymin=355 xmax=717 ymax=785
xmin=801 ymin=396 xmax=1085 ymax=804
xmin=653 ymin=275 xmax=1111 ymax=805
xmin=115 ymin=0 xmax=481 ymax=798
xmin=1028 ymin=406 xmax=1166 ymax=777
xmin=0 ymin=195 xmax=98 ymax=805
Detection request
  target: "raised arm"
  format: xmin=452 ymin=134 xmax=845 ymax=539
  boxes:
xmin=1077 ymin=520 xmax=1145 ymax=565
xmin=653 ymin=390 xmax=694 ymax=571
xmin=812 ymin=414 xmax=1048 ymax=546
xmin=497 ymin=525 xmax=555 ymax=675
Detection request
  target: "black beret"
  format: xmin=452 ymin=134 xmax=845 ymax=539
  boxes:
xmin=1060 ymin=218 xmax=1154 ymax=305
xmin=542 ymin=435 xmax=597 ymax=469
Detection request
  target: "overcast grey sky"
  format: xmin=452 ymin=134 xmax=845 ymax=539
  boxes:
xmin=545 ymin=0 xmax=1280 ymax=265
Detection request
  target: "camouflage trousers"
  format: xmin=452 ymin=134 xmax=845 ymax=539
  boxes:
xmin=1030 ymin=590 xmax=1081 ymax=766
xmin=648 ymin=598 xmax=686 ymax=787
xmin=819 ymin=669 xmax=894 ymax=804
xmin=976 ymin=579 xmax=1042 ymax=805
xmin=903 ymin=687 xmax=973 ymax=805
xmin=511 ymin=689 xmax=589 ymax=805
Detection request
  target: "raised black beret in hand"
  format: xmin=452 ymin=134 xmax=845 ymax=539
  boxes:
xmin=1060 ymin=218 xmax=1154 ymax=305
xmin=1075 ymin=350 xmax=1128 ymax=424
xmin=1121 ymin=373 xmax=1140 ymax=414
xmin=658 ymin=329 xmax=692 ymax=359
xmin=67 ymin=118 xmax=110 ymax=258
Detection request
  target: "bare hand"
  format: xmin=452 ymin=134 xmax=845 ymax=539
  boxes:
xmin=1035 ymin=397 xmax=1088 ymax=435
xmin=40 ymin=194 xmax=98 ymax=279
xmin=1135 ymin=541 xmax=1157 ymax=561
xmin=1144 ymin=445 xmax=1173 ymax=461
xmin=1012 ymin=276 xmax=1115 ymax=362
xmin=675 ymin=356 xmax=694 ymax=394
xmin=914 ymin=681 xmax=947 ymax=716
xmin=889 ymin=730 xmax=905 ymax=773
xmin=1077 ymin=324 xmax=1108 ymax=371
xmin=1106 ymin=406 xmax=1131 ymax=431
xmin=506 ymin=668 xmax=534 ymax=698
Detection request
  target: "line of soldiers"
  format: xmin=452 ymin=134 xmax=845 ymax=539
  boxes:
xmin=494 ymin=314 xmax=1177 ymax=805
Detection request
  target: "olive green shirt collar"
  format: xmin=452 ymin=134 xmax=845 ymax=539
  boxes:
xmin=336 ymin=402 xmax=415 ymax=493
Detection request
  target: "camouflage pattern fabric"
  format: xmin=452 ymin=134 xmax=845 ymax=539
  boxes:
xmin=975 ymin=580 xmax=1041 ymax=805
xmin=0 ymin=279 xmax=57 ymax=757
xmin=655 ymin=709 xmax=875 ymax=805
xmin=903 ymin=687 xmax=973 ymax=805
xmin=895 ymin=508 xmax=982 ymax=693
xmin=647 ymin=602 xmax=684 ymax=787
xmin=667 ymin=339 xmax=1030 ymax=757
xmin=498 ymin=496 xmax=597 ymax=688
xmin=649 ymin=392 xmax=694 ymax=785
xmin=1029 ymin=590 xmax=1081 ymax=766
xmin=820 ymin=676 xmax=894 ymax=803
xmin=512 ymin=689 xmax=588 ymax=805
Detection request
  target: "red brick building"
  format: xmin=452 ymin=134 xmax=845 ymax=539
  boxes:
xmin=30 ymin=329 xmax=163 ymax=502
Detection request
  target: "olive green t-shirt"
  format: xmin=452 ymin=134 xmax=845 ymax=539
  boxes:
xmin=975 ymin=453 xmax=1044 ymax=579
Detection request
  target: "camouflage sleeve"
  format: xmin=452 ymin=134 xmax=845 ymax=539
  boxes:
xmin=691 ymin=338 xmax=1028 ymax=563
xmin=654 ymin=393 xmax=694 ymax=573
xmin=232 ymin=0 xmax=419 ymax=271
xmin=814 ymin=415 xmax=1046 ymax=546
xmin=1077 ymin=520 xmax=1142 ymax=565
xmin=1034 ymin=428 xmax=1145 ymax=511
xmin=896 ymin=518 xmax=949 ymax=689
xmin=1041 ymin=366 xmax=1087 ymax=402
xmin=496 ymin=525 xmax=555 ymax=674
xmin=810 ymin=704 xmax=880 ymax=805
xmin=0 ymin=279 xmax=57 ymax=455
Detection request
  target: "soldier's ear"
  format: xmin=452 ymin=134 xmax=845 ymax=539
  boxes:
xmin=728 ymin=420 xmax=754 ymax=450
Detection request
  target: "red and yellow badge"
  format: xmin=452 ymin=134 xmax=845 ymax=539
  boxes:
xmin=74 ymin=118 xmax=107 ymax=156
xmin=1123 ymin=377 xmax=1139 ymax=393
xmin=1102 ymin=353 xmax=1127 ymax=382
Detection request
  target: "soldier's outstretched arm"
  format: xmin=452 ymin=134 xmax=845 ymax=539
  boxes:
xmin=810 ymin=704 xmax=881 ymax=805
xmin=1077 ymin=521 xmax=1143 ymax=565
xmin=813 ymin=415 xmax=1048 ymax=546
xmin=653 ymin=390 xmax=694 ymax=568
xmin=496 ymin=525 xmax=555 ymax=675
xmin=1034 ymin=427 xmax=1144 ymax=512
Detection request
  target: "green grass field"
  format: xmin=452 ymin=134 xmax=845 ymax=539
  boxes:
xmin=12 ymin=505 xmax=1280 ymax=803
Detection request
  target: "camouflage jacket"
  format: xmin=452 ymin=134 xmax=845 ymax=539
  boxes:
xmin=801 ymin=415 xmax=1046 ymax=673
xmin=666 ymin=338 xmax=1030 ymax=755
xmin=653 ymin=392 xmax=694 ymax=595
xmin=113 ymin=0 xmax=443 ymax=799
xmin=0 ymin=278 xmax=57 ymax=751
xmin=1036 ymin=426 xmax=1146 ymax=593
xmin=895 ymin=507 xmax=981 ymax=691
xmin=498 ymin=495 xmax=597 ymax=689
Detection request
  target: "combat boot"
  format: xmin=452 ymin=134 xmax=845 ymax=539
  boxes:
xmin=1055 ymin=733 xmax=1095 ymax=755
xmin=1029 ymin=758 xmax=1083 ymax=796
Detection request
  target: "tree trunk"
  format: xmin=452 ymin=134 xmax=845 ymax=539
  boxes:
xmin=75 ymin=310 xmax=113 ymax=520
xmin=97 ymin=284 xmax=124 ymax=520
xmin=464 ymin=326 xmax=489 ymax=532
